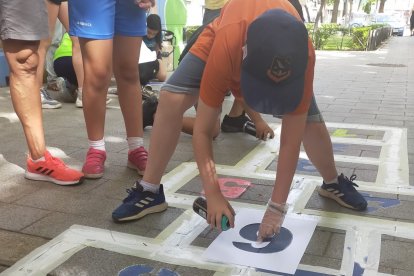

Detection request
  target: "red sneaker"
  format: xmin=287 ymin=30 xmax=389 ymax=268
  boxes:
xmin=127 ymin=146 xmax=148 ymax=175
xmin=82 ymin=148 xmax=106 ymax=179
xmin=25 ymin=151 xmax=84 ymax=185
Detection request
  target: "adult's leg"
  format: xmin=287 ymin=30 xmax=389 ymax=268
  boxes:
xmin=3 ymin=40 xmax=45 ymax=159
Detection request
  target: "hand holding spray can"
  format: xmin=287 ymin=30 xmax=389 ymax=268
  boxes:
xmin=193 ymin=197 xmax=230 ymax=231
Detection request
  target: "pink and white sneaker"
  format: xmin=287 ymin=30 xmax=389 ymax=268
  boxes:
xmin=82 ymin=148 xmax=106 ymax=179
xmin=127 ymin=146 xmax=148 ymax=175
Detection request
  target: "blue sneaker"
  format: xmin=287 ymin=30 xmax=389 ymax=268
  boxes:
xmin=318 ymin=174 xmax=367 ymax=211
xmin=112 ymin=182 xmax=168 ymax=222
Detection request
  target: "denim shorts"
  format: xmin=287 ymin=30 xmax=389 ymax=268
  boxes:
xmin=68 ymin=0 xmax=147 ymax=39
xmin=162 ymin=53 xmax=324 ymax=122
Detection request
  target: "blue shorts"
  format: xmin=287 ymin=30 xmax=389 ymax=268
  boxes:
xmin=68 ymin=0 xmax=147 ymax=39
xmin=163 ymin=53 xmax=324 ymax=122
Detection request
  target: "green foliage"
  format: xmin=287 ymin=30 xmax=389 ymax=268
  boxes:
xmin=306 ymin=23 xmax=342 ymax=50
xmin=184 ymin=25 xmax=200 ymax=41
xmin=305 ymin=23 xmax=389 ymax=51
xmin=362 ymin=2 xmax=371 ymax=14
xmin=362 ymin=0 xmax=376 ymax=14
xmin=350 ymin=26 xmax=371 ymax=50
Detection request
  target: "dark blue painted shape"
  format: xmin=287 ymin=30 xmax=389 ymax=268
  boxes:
xmin=297 ymin=159 xmax=317 ymax=172
xmin=353 ymin=262 xmax=364 ymax=276
xmin=118 ymin=264 xmax=179 ymax=276
xmin=256 ymin=267 xmax=334 ymax=275
xmin=332 ymin=143 xmax=348 ymax=153
xmin=360 ymin=192 xmax=401 ymax=213
xmin=233 ymin=223 xmax=292 ymax=253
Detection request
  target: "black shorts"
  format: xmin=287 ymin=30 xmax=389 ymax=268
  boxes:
xmin=48 ymin=0 xmax=67 ymax=5
xmin=139 ymin=60 xmax=159 ymax=86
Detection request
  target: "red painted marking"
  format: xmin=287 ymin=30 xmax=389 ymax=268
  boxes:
xmin=202 ymin=178 xmax=252 ymax=199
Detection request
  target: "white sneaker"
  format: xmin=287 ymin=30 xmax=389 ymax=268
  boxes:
xmin=41 ymin=88 xmax=62 ymax=109
xmin=75 ymin=89 xmax=112 ymax=108
xmin=75 ymin=89 xmax=83 ymax=108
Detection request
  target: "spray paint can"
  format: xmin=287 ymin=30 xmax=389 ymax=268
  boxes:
xmin=193 ymin=197 xmax=230 ymax=231
xmin=243 ymin=121 xmax=256 ymax=137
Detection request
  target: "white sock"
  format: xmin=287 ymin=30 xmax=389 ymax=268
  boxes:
xmin=89 ymin=139 xmax=105 ymax=151
xmin=140 ymin=180 xmax=160 ymax=193
xmin=32 ymin=156 xmax=46 ymax=162
xmin=127 ymin=137 xmax=144 ymax=151
xmin=324 ymin=176 xmax=338 ymax=185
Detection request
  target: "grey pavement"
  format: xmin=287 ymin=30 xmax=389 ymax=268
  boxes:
xmin=0 ymin=35 xmax=414 ymax=276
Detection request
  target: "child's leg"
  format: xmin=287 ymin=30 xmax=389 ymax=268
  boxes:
xmin=302 ymin=96 xmax=338 ymax=182
xmin=80 ymin=38 xmax=112 ymax=141
xmin=144 ymin=91 xmax=198 ymax=185
xmin=113 ymin=36 xmax=143 ymax=138
xmin=303 ymin=121 xmax=338 ymax=182
xmin=143 ymin=53 xmax=205 ymax=185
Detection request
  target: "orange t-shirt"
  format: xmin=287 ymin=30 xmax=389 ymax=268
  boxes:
xmin=190 ymin=0 xmax=315 ymax=115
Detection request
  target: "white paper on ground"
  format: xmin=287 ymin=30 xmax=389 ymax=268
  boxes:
xmin=139 ymin=43 xmax=157 ymax=64
xmin=202 ymin=208 xmax=317 ymax=274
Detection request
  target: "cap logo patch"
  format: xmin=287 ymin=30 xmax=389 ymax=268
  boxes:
xmin=267 ymin=57 xmax=291 ymax=83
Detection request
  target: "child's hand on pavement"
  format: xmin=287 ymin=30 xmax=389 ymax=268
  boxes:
xmin=206 ymin=192 xmax=235 ymax=231
xmin=257 ymin=200 xmax=287 ymax=243
xmin=255 ymin=121 xmax=274 ymax=141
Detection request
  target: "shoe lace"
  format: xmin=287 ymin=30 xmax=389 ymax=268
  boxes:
xmin=123 ymin=182 xmax=143 ymax=202
xmin=86 ymin=151 xmax=105 ymax=164
xmin=343 ymin=174 xmax=359 ymax=187
xmin=130 ymin=148 xmax=148 ymax=162
xmin=49 ymin=155 xmax=67 ymax=169
xmin=41 ymin=88 xmax=53 ymax=101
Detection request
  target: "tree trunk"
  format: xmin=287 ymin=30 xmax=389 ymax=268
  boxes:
xmin=304 ymin=4 xmax=311 ymax=23
xmin=357 ymin=0 xmax=363 ymax=11
xmin=314 ymin=0 xmax=326 ymax=27
xmin=342 ymin=0 xmax=348 ymax=17
xmin=331 ymin=0 xmax=341 ymax=23
xmin=378 ymin=0 xmax=386 ymax=13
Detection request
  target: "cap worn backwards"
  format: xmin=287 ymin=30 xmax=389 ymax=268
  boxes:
xmin=241 ymin=8 xmax=309 ymax=115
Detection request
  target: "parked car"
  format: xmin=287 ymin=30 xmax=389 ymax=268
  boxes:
xmin=340 ymin=12 xmax=371 ymax=27
xmin=371 ymin=14 xmax=405 ymax=36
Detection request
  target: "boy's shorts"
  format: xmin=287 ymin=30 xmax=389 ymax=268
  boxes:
xmin=0 ymin=0 xmax=48 ymax=41
xmin=162 ymin=53 xmax=324 ymax=122
xmin=68 ymin=0 xmax=147 ymax=39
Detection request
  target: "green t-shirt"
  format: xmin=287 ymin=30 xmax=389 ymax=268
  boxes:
xmin=53 ymin=33 xmax=72 ymax=61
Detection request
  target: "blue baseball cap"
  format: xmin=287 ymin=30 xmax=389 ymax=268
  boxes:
xmin=241 ymin=9 xmax=309 ymax=115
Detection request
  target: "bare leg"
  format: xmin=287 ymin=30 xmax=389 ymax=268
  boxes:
xmin=143 ymin=91 xmax=198 ymax=184
xmin=155 ymin=59 xmax=167 ymax=82
xmin=70 ymin=37 xmax=84 ymax=88
xmin=227 ymin=98 xmax=245 ymax=117
xmin=182 ymin=116 xmax=220 ymax=138
xmin=57 ymin=2 xmax=84 ymax=89
xmin=36 ymin=1 xmax=60 ymax=87
xmin=113 ymin=35 xmax=143 ymax=138
xmin=80 ymin=38 xmax=112 ymax=141
xmin=302 ymin=121 xmax=338 ymax=182
xmin=3 ymin=40 xmax=45 ymax=159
